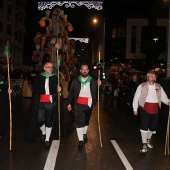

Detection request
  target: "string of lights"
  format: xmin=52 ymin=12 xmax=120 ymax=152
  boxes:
xmin=38 ymin=1 xmax=103 ymax=10
xmin=69 ymin=37 xmax=89 ymax=43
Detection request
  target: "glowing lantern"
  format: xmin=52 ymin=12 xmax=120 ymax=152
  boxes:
xmin=39 ymin=20 xmax=46 ymax=27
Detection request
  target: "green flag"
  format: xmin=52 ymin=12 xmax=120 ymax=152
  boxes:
xmin=56 ymin=56 xmax=61 ymax=70
xmin=4 ymin=44 xmax=10 ymax=57
xmin=96 ymin=61 xmax=104 ymax=68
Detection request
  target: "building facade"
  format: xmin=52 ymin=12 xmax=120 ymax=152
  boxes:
xmin=126 ymin=18 xmax=168 ymax=60
xmin=0 ymin=0 xmax=26 ymax=69
xmin=110 ymin=18 xmax=168 ymax=71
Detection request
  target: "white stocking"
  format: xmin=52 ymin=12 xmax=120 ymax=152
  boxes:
xmin=76 ymin=127 xmax=83 ymax=141
xmin=40 ymin=124 xmax=46 ymax=135
xmin=147 ymin=130 xmax=153 ymax=140
xmin=83 ymin=126 xmax=88 ymax=135
xmin=45 ymin=127 xmax=52 ymax=142
xmin=140 ymin=130 xmax=148 ymax=144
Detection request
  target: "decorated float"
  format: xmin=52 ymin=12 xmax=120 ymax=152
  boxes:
xmin=32 ymin=8 xmax=76 ymax=98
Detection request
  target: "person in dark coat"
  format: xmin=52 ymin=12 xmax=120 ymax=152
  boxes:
xmin=24 ymin=61 xmax=62 ymax=149
xmin=125 ymin=74 xmax=139 ymax=114
xmin=0 ymin=74 xmax=12 ymax=139
xmin=67 ymin=63 xmax=101 ymax=150
xmin=28 ymin=66 xmax=39 ymax=89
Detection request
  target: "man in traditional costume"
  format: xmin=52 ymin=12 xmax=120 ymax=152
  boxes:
xmin=133 ymin=71 xmax=170 ymax=153
xmin=67 ymin=63 xmax=100 ymax=150
xmin=25 ymin=61 xmax=62 ymax=149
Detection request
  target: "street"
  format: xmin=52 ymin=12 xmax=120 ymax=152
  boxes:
xmin=0 ymin=92 xmax=170 ymax=170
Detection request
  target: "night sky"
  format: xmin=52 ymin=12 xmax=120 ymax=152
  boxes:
xmin=23 ymin=0 xmax=169 ymax=65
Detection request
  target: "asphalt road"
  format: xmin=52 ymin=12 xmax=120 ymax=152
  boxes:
xmin=0 ymin=92 xmax=170 ymax=170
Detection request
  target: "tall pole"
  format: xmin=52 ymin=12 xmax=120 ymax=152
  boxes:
xmin=167 ymin=2 xmax=170 ymax=77
xmin=55 ymin=42 xmax=61 ymax=142
xmin=57 ymin=51 xmax=61 ymax=142
xmin=4 ymin=41 xmax=12 ymax=151
xmin=98 ymin=52 xmax=102 ymax=147
xmin=165 ymin=107 xmax=170 ymax=155
xmin=7 ymin=53 xmax=12 ymax=151
xmin=103 ymin=21 xmax=105 ymax=77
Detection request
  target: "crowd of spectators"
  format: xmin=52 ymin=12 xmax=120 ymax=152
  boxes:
xmin=0 ymin=66 xmax=40 ymax=96
xmin=102 ymin=69 xmax=166 ymax=114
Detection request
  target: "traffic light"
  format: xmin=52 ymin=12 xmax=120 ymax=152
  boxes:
xmin=93 ymin=66 xmax=97 ymax=69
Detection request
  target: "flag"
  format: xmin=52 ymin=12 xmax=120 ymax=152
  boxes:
xmin=56 ymin=56 xmax=61 ymax=70
xmin=96 ymin=61 xmax=104 ymax=68
xmin=4 ymin=44 xmax=10 ymax=57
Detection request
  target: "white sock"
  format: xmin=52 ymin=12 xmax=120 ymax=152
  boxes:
xmin=83 ymin=126 xmax=88 ymax=135
xmin=76 ymin=127 xmax=83 ymax=141
xmin=40 ymin=124 xmax=46 ymax=135
xmin=45 ymin=127 xmax=52 ymax=142
xmin=147 ymin=130 xmax=153 ymax=140
xmin=140 ymin=130 xmax=148 ymax=144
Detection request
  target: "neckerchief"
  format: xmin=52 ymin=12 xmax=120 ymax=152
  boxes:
xmin=40 ymin=72 xmax=54 ymax=78
xmin=0 ymin=81 xmax=4 ymax=84
xmin=78 ymin=75 xmax=92 ymax=88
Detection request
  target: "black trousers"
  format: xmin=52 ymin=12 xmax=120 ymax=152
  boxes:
xmin=140 ymin=108 xmax=158 ymax=133
xmin=38 ymin=102 xmax=56 ymax=127
xmin=74 ymin=104 xmax=92 ymax=128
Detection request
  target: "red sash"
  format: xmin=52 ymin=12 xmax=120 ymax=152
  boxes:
xmin=40 ymin=94 xmax=50 ymax=102
xmin=77 ymin=97 xmax=88 ymax=105
xmin=141 ymin=102 xmax=159 ymax=114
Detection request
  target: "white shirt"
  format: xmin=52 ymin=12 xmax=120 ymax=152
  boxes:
xmin=45 ymin=78 xmax=52 ymax=103
xmin=79 ymin=82 xmax=92 ymax=107
xmin=133 ymin=83 xmax=169 ymax=111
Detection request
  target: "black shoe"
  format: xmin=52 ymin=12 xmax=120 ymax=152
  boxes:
xmin=40 ymin=135 xmax=45 ymax=143
xmin=45 ymin=141 xmax=50 ymax=149
xmin=78 ymin=141 xmax=84 ymax=150
xmin=83 ymin=134 xmax=88 ymax=143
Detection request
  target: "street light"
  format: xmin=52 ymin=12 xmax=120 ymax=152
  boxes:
xmin=153 ymin=37 xmax=158 ymax=43
xmin=153 ymin=37 xmax=158 ymax=71
xmin=93 ymin=18 xmax=98 ymax=24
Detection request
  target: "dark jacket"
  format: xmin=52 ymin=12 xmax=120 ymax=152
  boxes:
xmin=126 ymin=79 xmax=139 ymax=103
xmin=24 ymin=74 xmax=64 ymax=141
xmin=67 ymin=77 xmax=98 ymax=107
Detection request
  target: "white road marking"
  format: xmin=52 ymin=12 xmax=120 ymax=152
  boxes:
xmin=111 ymin=140 xmax=133 ymax=170
xmin=44 ymin=140 xmax=59 ymax=170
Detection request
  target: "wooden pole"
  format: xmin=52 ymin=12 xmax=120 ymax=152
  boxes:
xmin=98 ymin=52 xmax=102 ymax=147
xmin=165 ymin=107 xmax=170 ymax=155
xmin=56 ymin=49 xmax=61 ymax=142
xmin=7 ymin=50 xmax=12 ymax=151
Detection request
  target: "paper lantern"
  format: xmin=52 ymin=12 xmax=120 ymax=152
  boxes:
xmin=71 ymin=49 xmax=75 ymax=55
xmin=71 ymin=58 xmax=77 ymax=65
xmin=35 ymin=43 xmax=40 ymax=52
xmin=63 ymin=45 xmax=68 ymax=52
xmin=39 ymin=51 xmax=45 ymax=57
xmin=32 ymin=52 xmax=39 ymax=62
xmin=67 ymin=26 xmax=73 ymax=32
xmin=39 ymin=20 xmax=46 ymax=27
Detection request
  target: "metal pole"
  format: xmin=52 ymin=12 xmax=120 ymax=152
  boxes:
xmin=167 ymin=2 xmax=170 ymax=77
